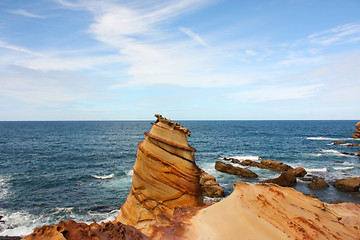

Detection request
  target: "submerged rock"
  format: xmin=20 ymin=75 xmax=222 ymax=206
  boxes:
xmin=334 ymin=177 xmax=360 ymax=192
xmin=23 ymin=220 xmax=150 ymax=240
xmin=215 ymin=161 xmax=258 ymax=178
xmin=199 ymin=169 xmax=224 ymax=198
xmin=115 ymin=114 xmax=203 ymax=233
xmin=351 ymin=121 xmax=360 ymax=138
xmin=240 ymin=159 xmax=292 ymax=172
xmin=308 ymin=178 xmax=329 ymax=190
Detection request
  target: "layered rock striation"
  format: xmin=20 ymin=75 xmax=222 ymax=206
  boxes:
xmin=351 ymin=121 xmax=360 ymax=138
xmin=115 ymin=115 xmax=203 ymax=232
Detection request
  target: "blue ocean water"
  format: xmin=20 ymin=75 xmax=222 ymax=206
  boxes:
xmin=0 ymin=120 xmax=359 ymax=236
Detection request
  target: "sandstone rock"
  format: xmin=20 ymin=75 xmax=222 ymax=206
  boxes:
xmin=332 ymin=141 xmax=347 ymax=145
xmin=183 ymin=181 xmax=360 ymax=240
xmin=264 ymin=171 xmax=296 ymax=187
xmin=240 ymin=159 xmax=262 ymax=168
xmin=215 ymin=161 xmax=258 ymax=178
xmin=115 ymin=114 xmax=203 ymax=233
xmin=357 ymin=150 xmax=360 ymax=156
xmin=334 ymin=177 xmax=360 ymax=192
xmin=260 ymin=159 xmax=292 ymax=172
xmin=351 ymin=121 xmax=360 ymax=138
xmin=199 ymin=169 xmax=224 ymax=198
xmin=308 ymin=178 xmax=329 ymax=190
xmin=300 ymin=177 xmax=313 ymax=182
xmin=289 ymin=167 xmax=307 ymax=177
xmin=23 ymin=220 xmax=150 ymax=240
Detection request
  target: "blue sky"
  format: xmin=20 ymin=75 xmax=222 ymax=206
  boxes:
xmin=0 ymin=0 xmax=359 ymax=120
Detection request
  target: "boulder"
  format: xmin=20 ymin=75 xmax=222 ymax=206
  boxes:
xmin=264 ymin=171 xmax=297 ymax=187
xmin=308 ymin=178 xmax=329 ymax=190
xmin=23 ymin=220 xmax=151 ymax=240
xmin=289 ymin=167 xmax=307 ymax=177
xmin=358 ymin=150 xmax=360 ymax=156
xmin=351 ymin=121 xmax=360 ymax=138
xmin=260 ymin=159 xmax=292 ymax=172
xmin=115 ymin=114 xmax=203 ymax=233
xmin=334 ymin=177 xmax=360 ymax=192
xmin=199 ymin=169 xmax=225 ymax=198
xmin=215 ymin=161 xmax=258 ymax=178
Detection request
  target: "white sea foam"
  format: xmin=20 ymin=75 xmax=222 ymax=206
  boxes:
xmin=333 ymin=167 xmax=354 ymax=171
xmin=125 ymin=170 xmax=133 ymax=176
xmin=227 ymin=155 xmax=260 ymax=161
xmin=307 ymin=168 xmax=328 ymax=172
xmin=318 ymin=149 xmax=344 ymax=156
xmin=0 ymin=175 xmax=10 ymax=201
xmin=304 ymin=153 xmax=322 ymax=157
xmin=307 ymin=137 xmax=350 ymax=141
xmin=91 ymin=174 xmax=114 ymax=180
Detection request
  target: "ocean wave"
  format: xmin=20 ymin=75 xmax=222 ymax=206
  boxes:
xmin=333 ymin=167 xmax=354 ymax=171
xmin=307 ymin=137 xmax=350 ymax=141
xmin=226 ymin=155 xmax=260 ymax=161
xmin=0 ymin=176 xmax=11 ymax=201
xmin=318 ymin=149 xmax=344 ymax=156
xmin=91 ymin=174 xmax=114 ymax=180
xmin=307 ymin=168 xmax=328 ymax=172
xmin=125 ymin=170 xmax=133 ymax=176
xmin=304 ymin=153 xmax=322 ymax=157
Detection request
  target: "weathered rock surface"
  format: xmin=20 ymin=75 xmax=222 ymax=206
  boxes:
xmin=351 ymin=121 xmax=360 ymax=138
xmin=115 ymin=114 xmax=203 ymax=234
xmin=332 ymin=141 xmax=360 ymax=146
xmin=264 ymin=170 xmax=297 ymax=187
xmin=183 ymin=181 xmax=360 ymax=240
xmin=23 ymin=220 xmax=150 ymax=240
xmin=334 ymin=177 xmax=360 ymax=192
xmin=290 ymin=167 xmax=307 ymax=177
xmin=215 ymin=161 xmax=258 ymax=178
xmin=199 ymin=169 xmax=224 ymax=198
xmin=240 ymin=159 xmax=292 ymax=172
xmin=308 ymin=178 xmax=329 ymax=190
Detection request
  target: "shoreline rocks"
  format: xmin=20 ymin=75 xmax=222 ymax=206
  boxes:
xmin=334 ymin=177 xmax=360 ymax=192
xmin=199 ymin=169 xmax=225 ymax=198
xmin=308 ymin=178 xmax=329 ymax=190
xmin=215 ymin=161 xmax=258 ymax=178
xmin=351 ymin=121 xmax=360 ymax=138
xmin=239 ymin=159 xmax=292 ymax=172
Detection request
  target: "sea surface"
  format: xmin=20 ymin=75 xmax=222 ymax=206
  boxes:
xmin=0 ymin=120 xmax=359 ymax=236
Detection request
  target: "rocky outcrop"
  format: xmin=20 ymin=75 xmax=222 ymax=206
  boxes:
xmin=183 ymin=181 xmax=360 ymax=240
xmin=334 ymin=177 xmax=360 ymax=192
xmin=115 ymin=115 xmax=203 ymax=234
xmin=308 ymin=178 xmax=329 ymax=190
xmin=290 ymin=167 xmax=307 ymax=177
xmin=332 ymin=141 xmax=360 ymax=146
xmin=351 ymin=121 xmax=360 ymax=138
xmin=199 ymin=169 xmax=224 ymax=198
xmin=240 ymin=159 xmax=292 ymax=172
xmin=215 ymin=161 xmax=258 ymax=178
xmin=23 ymin=220 xmax=150 ymax=240
xmin=264 ymin=170 xmax=297 ymax=187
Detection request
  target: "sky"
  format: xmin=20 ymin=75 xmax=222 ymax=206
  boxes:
xmin=0 ymin=0 xmax=359 ymax=120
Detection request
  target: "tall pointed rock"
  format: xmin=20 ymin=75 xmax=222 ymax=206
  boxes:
xmin=115 ymin=114 xmax=203 ymax=230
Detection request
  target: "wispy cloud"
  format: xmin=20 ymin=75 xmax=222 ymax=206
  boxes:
xmin=231 ymin=84 xmax=323 ymax=102
xmin=0 ymin=41 xmax=43 ymax=57
xmin=179 ymin=27 xmax=208 ymax=47
xmin=308 ymin=22 xmax=360 ymax=46
xmin=7 ymin=9 xmax=45 ymax=19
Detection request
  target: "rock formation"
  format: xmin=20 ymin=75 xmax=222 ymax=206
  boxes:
xmin=183 ymin=181 xmax=360 ymax=240
xmin=215 ymin=161 xmax=258 ymax=178
xmin=23 ymin=220 xmax=150 ymax=240
xmin=334 ymin=177 xmax=360 ymax=192
xmin=264 ymin=170 xmax=297 ymax=187
xmin=351 ymin=121 xmax=360 ymax=138
xmin=199 ymin=169 xmax=224 ymax=198
xmin=115 ymin=114 xmax=203 ymax=234
xmin=308 ymin=178 xmax=329 ymax=190
xmin=240 ymin=159 xmax=292 ymax=172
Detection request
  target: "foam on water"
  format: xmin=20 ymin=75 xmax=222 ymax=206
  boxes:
xmin=91 ymin=174 xmax=114 ymax=180
xmin=0 ymin=175 xmax=10 ymax=201
xmin=304 ymin=153 xmax=322 ymax=157
xmin=125 ymin=170 xmax=133 ymax=176
xmin=227 ymin=155 xmax=260 ymax=161
xmin=307 ymin=137 xmax=352 ymax=141
xmin=333 ymin=166 xmax=354 ymax=171
xmin=307 ymin=168 xmax=328 ymax=172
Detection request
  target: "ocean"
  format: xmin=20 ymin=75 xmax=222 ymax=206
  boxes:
xmin=0 ymin=120 xmax=359 ymax=236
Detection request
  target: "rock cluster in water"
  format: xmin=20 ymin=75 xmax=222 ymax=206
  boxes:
xmin=351 ymin=121 xmax=360 ymax=138
xmin=115 ymin=114 xmax=203 ymax=234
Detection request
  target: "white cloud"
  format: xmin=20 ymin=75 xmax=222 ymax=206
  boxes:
xmin=245 ymin=49 xmax=257 ymax=56
xmin=308 ymin=22 xmax=360 ymax=46
xmin=0 ymin=41 xmax=43 ymax=57
xmin=8 ymin=9 xmax=45 ymax=19
xmin=179 ymin=27 xmax=208 ymax=47
xmin=231 ymin=84 xmax=323 ymax=102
